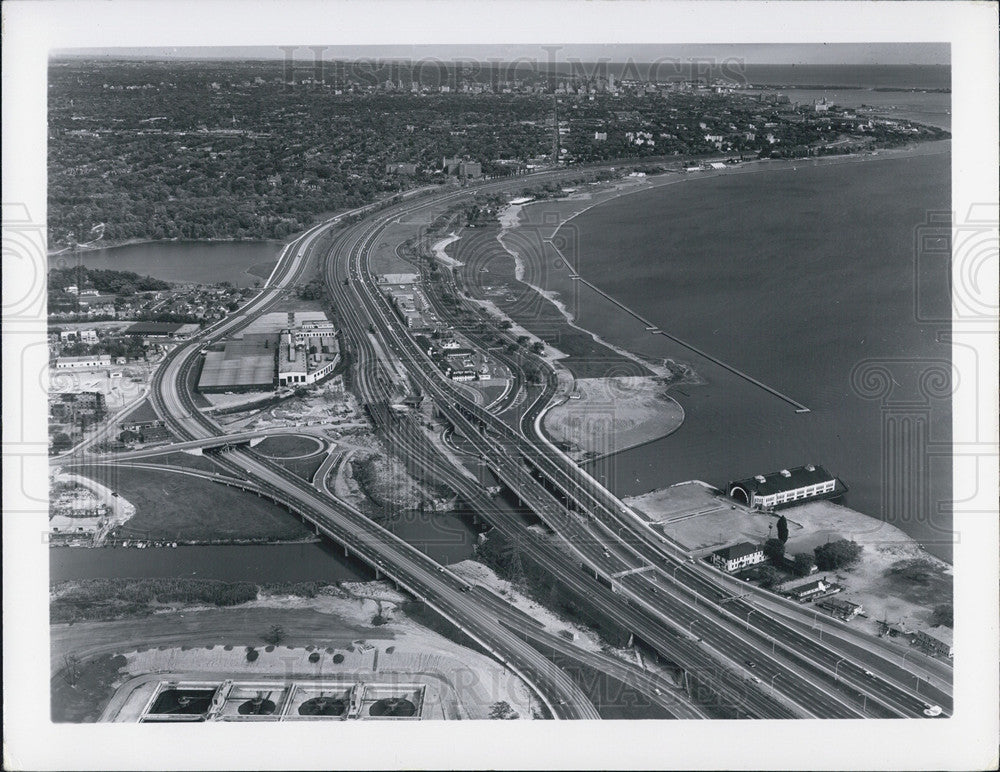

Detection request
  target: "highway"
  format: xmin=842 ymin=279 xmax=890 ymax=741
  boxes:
xmin=125 ymin=166 xmax=950 ymax=720
xmin=139 ymin=195 xmax=704 ymax=720
xmin=319 ymin=174 xmax=951 ymax=719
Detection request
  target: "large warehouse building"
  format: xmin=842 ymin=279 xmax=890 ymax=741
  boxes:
xmin=727 ymin=464 xmax=846 ymax=510
xmin=197 ymin=311 xmax=339 ymax=393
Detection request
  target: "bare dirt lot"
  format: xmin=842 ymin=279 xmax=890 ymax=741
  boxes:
xmin=626 ymin=482 xmax=953 ymax=643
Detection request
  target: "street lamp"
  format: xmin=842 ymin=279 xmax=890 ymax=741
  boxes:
xmin=744 ymin=609 xmax=753 ymax=631
xmin=835 ymin=658 xmax=846 ymax=682
xmin=770 ymin=673 xmax=780 ymax=690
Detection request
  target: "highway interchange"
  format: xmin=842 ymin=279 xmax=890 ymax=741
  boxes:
xmin=133 ymin=170 xmax=951 ymax=720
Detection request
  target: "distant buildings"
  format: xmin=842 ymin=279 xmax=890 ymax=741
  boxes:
xmin=710 ymin=542 xmax=765 ymax=572
xmin=728 ymin=465 xmax=844 ymax=510
xmin=442 ymin=157 xmax=482 ymax=178
xmin=385 ymin=162 xmax=418 ymax=176
xmin=50 ymin=391 xmax=106 ymax=421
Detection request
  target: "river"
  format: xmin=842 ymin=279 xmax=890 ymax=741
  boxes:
xmin=51 ymin=510 xmax=481 ymax=583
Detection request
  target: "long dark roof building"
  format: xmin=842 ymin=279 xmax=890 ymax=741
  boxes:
xmin=728 ymin=464 xmax=846 ymax=510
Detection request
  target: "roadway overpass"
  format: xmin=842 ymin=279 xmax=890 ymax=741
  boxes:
xmin=320 ymin=172 xmax=951 ymax=719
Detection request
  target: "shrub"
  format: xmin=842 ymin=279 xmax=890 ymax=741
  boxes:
xmin=246 ymin=649 xmax=259 ymax=662
xmin=814 ymin=539 xmax=863 ymax=571
xmin=333 ymin=653 xmax=345 ymax=664
xmin=308 ymin=652 xmax=321 ymax=663
xmin=792 ymin=553 xmax=816 ymax=577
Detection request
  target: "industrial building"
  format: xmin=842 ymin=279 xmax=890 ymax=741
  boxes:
xmin=197 ymin=311 xmax=339 ymax=393
xmin=727 ymin=465 xmax=845 ymax=510
xmin=120 ymin=679 xmax=426 ymax=722
xmin=124 ymin=321 xmax=201 ymax=340
xmin=54 ymin=354 xmax=112 ymax=369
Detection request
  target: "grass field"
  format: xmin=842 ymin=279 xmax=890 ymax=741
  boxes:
xmin=274 ymin=454 xmax=326 ymax=482
xmin=78 ymin=467 xmax=312 ymax=543
xmin=254 ymin=434 xmax=324 ymax=458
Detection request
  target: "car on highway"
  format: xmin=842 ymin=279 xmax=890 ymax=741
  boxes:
xmin=864 ymin=669 xmax=875 ymax=678
xmin=750 ymin=675 xmax=762 ymax=684
xmin=460 ymin=585 xmax=473 ymax=593
xmin=745 ymin=660 xmax=757 ymax=669
xmin=922 ymin=704 xmax=943 ymax=717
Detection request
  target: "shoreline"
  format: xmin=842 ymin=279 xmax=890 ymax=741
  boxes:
xmin=501 ymin=140 xmax=952 ymax=562
xmin=47 ymin=235 xmax=286 ymax=259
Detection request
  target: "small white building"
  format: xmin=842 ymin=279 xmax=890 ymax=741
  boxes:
xmin=55 ymin=355 xmax=112 ymax=370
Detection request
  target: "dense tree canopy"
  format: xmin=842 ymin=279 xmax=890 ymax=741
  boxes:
xmin=814 ymin=539 xmax=863 ymax=570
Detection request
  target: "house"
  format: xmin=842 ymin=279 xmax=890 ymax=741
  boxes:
xmin=786 ymin=578 xmax=842 ymax=602
xmin=728 ymin=465 xmax=845 ymax=510
xmin=79 ymin=329 xmax=98 ymax=344
xmin=816 ymin=597 xmax=863 ymax=620
xmin=385 ymin=162 xmax=418 ymax=176
xmin=915 ymin=629 xmax=953 ymax=658
xmin=710 ymin=542 xmax=765 ymax=572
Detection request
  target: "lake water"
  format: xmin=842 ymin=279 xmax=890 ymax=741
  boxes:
xmin=57 ymin=240 xmax=285 ymax=287
xmin=764 ymin=88 xmax=951 ymax=130
xmin=556 ymin=147 xmax=953 ymax=562
xmin=50 ymin=509 xmax=481 ymax=583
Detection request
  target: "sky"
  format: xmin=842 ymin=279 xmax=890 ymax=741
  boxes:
xmin=53 ymin=43 xmax=949 ymax=65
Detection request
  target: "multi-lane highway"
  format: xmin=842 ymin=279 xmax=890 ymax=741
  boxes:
xmin=139 ymin=195 xmax=713 ymax=720
xmin=319 ymin=174 xmax=951 ymax=719
xmin=130 ymin=166 xmax=950 ymax=721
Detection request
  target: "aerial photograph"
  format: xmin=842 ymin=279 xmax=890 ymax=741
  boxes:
xmin=4 ymin=1 xmax=997 ymax=767
xmin=41 ymin=41 xmax=960 ymax=727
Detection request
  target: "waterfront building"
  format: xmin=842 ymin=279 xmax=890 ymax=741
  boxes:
xmin=728 ymin=465 xmax=843 ymax=510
